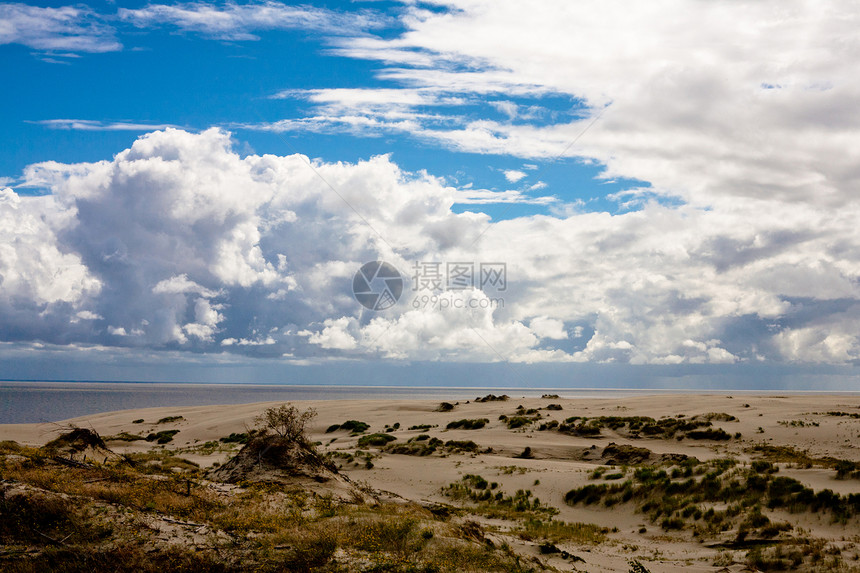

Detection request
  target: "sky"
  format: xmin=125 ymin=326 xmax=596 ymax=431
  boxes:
xmin=2 ymin=0 xmax=860 ymax=388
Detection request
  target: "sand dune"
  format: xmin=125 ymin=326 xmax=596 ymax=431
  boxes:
xmin=2 ymin=394 xmax=859 ymax=571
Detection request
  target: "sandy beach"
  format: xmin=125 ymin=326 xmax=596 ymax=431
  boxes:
xmin=2 ymin=393 xmax=859 ymax=571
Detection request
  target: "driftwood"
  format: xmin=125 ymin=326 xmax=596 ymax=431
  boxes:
xmin=34 ymin=530 xmax=72 ymax=547
xmin=162 ymin=517 xmax=204 ymax=528
xmin=52 ymin=456 xmax=96 ymax=469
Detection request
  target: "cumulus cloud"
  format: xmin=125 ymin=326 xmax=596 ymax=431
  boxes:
xmin=0 ymin=187 xmax=102 ymax=342
xmin=529 ymin=316 xmax=567 ymax=340
xmin=503 ymin=170 xmax=527 ymax=183
xmin=3 ymin=129 xmax=860 ymax=364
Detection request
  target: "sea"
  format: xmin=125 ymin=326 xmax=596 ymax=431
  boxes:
xmin=2 ymin=380 xmax=858 ymax=424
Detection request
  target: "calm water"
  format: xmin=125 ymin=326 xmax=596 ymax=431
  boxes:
xmin=2 ymin=381 xmax=858 ymax=424
xmin=0 ymin=381 xmax=634 ymax=424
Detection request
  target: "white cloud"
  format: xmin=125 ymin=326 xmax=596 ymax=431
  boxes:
xmin=503 ymin=170 xmax=527 ymax=183
xmin=529 ymin=316 xmax=567 ymax=340
xmin=452 ymin=187 xmax=554 ymax=205
xmin=490 ymin=101 xmax=518 ymax=118
xmin=272 ymin=88 xmax=462 ymax=109
xmin=0 ymin=187 xmax=101 ymax=309
xmin=32 ymin=119 xmax=177 ymax=131
xmin=0 ymin=3 xmax=120 ymax=53
xmin=256 ymin=0 xmax=860 ymax=215
xmin=153 ymin=275 xmax=220 ymax=298
xmin=75 ymin=310 xmax=102 ymax=320
xmin=302 ymin=317 xmax=359 ymax=350
xmin=4 ymin=129 xmax=860 ymax=365
xmin=118 ymin=2 xmax=384 ymax=41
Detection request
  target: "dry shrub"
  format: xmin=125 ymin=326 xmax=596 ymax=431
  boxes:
xmin=256 ymin=404 xmax=317 ymax=443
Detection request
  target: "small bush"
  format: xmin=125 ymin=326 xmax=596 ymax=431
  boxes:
xmin=145 ymin=430 xmax=180 ymax=444
xmin=538 ymin=541 xmax=560 ymax=554
xmin=105 ymin=432 xmax=145 ymax=442
xmin=446 ymin=418 xmax=489 ymax=430
xmin=357 ymin=433 xmax=397 ymax=447
xmin=283 ymin=533 xmax=337 ymax=570
xmin=464 ymin=474 xmax=489 ymax=489
xmin=326 ymin=420 xmax=370 ymax=434
xmin=219 ymin=432 xmax=249 ymax=444
xmin=256 ymin=404 xmax=317 ymax=443
xmin=629 ymin=560 xmax=652 ymax=573
xmin=506 ymin=416 xmax=535 ymax=429
xmin=474 ymin=394 xmax=509 ymax=402
xmin=515 ymin=447 xmax=534 ymax=459
xmin=444 ymin=440 xmax=480 ymax=452
xmin=686 ymin=428 xmax=731 ymax=440
xmin=752 ymin=460 xmax=778 ymax=474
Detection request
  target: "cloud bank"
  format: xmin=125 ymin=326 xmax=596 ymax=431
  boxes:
xmin=3 ymin=128 xmax=860 ymax=364
xmin=4 ymin=1 xmax=860 ymax=367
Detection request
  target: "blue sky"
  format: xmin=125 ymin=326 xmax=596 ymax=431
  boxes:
xmin=2 ymin=1 xmax=860 ymax=387
xmin=2 ymin=1 xmax=643 ymax=217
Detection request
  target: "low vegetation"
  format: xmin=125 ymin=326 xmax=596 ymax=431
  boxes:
xmin=474 ymin=394 xmax=509 ymax=403
xmin=822 ymin=410 xmax=860 ymax=419
xmin=549 ymin=413 xmax=739 ymax=441
xmin=444 ymin=474 xmax=557 ymax=520
xmin=145 ymin=429 xmax=180 ymax=444
xmin=219 ymin=432 xmax=251 ymax=444
xmin=0 ymin=452 xmax=537 ymax=572
xmin=326 ymin=420 xmax=370 ymax=434
xmin=749 ymin=444 xmax=860 ymax=478
xmin=6 ymin=400 xmax=859 ymax=572
xmin=565 ymin=455 xmax=860 ymax=547
xmin=779 ymin=419 xmax=820 ymax=428
xmin=446 ymin=418 xmax=489 ymax=430
xmin=500 ymin=406 xmax=543 ymax=430
xmin=0 ymin=407 xmax=541 ymax=573
xmin=356 ymin=433 xmax=397 ymax=448
xmin=384 ymin=436 xmax=485 ymax=457
xmin=408 ymin=423 xmax=435 ymax=431
xmin=104 ymin=432 xmax=145 ymax=442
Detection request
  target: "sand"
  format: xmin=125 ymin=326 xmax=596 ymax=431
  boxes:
xmin=2 ymin=393 xmax=859 ymax=572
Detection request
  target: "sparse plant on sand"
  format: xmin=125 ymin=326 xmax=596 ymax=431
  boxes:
xmin=255 ymin=403 xmax=317 ymax=444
